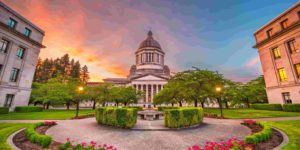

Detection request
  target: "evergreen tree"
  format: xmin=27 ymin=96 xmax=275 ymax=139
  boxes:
xmin=71 ymin=61 xmax=81 ymax=78
xmin=81 ymin=65 xmax=90 ymax=84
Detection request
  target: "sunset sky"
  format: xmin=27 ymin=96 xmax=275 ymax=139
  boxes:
xmin=2 ymin=0 xmax=299 ymax=82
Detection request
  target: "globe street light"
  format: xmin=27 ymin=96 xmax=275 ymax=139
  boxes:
xmin=215 ymin=86 xmax=223 ymax=118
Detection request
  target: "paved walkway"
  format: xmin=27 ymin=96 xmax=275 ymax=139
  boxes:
xmin=46 ymin=118 xmax=251 ymax=150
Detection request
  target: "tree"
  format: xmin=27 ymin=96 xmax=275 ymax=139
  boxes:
xmin=81 ymin=65 xmax=90 ymax=84
xmin=84 ymin=85 xmax=103 ymax=109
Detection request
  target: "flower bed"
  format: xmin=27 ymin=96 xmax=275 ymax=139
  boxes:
xmin=242 ymin=120 xmax=283 ymax=150
xmin=188 ymin=138 xmax=253 ymax=150
xmin=95 ymin=107 xmax=137 ymax=128
xmin=24 ymin=121 xmax=56 ymax=148
xmin=164 ymin=108 xmax=203 ymax=128
xmin=59 ymin=138 xmax=117 ymax=150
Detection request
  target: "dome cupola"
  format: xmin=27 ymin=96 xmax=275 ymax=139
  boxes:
xmin=138 ymin=30 xmax=162 ymax=50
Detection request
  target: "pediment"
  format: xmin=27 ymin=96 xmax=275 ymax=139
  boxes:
xmin=132 ymin=74 xmax=168 ymax=81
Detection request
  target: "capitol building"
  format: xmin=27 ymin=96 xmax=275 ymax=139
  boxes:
xmin=103 ymin=30 xmax=171 ymax=107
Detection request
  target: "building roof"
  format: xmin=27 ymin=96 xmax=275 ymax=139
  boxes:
xmin=254 ymin=1 xmax=300 ymax=35
xmin=103 ymin=78 xmax=129 ymax=84
xmin=0 ymin=1 xmax=45 ymax=35
xmin=130 ymin=73 xmax=170 ymax=80
xmin=138 ymin=30 xmax=162 ymax=50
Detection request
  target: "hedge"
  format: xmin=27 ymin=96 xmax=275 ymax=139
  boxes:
xmin=25 ymin=122 xmax=52 ymax=148
xmin=252 ymin=104 xmax=282 ymax=111
xmin=164 ymin=108 xmax=203 ymax=128
xmin=283 ymin=104 xmax=300 ymax=112
xmin=96 ymin=107 xmax=137 ymax=128
xmin=158 ymin=106 xmax=179 ymax=111
xmin=0 ymin=107 xmax=9 ymax=114
xmin=124 ymin=106 xmax=143 ymax=111
xmin=15 ymin=106 xmax=43 ymax=113
xmin=245 ymin=122 xmax=272 ymax=145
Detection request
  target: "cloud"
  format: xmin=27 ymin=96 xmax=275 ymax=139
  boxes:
xmin=245 ymin=56 xmax=260 ymax=68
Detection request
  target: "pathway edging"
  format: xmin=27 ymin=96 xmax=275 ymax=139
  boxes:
xmin=271 ymin=127 xmax=289 ymax=150
xmin=7 ymin=128 xmax=24 ymax=150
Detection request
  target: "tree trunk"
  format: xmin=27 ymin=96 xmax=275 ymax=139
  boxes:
xmin=92 ymin=99 xmax=96 ymax=110
xmin=66 ymin=102 xmax=70 ymax=110
xmin=102 ymin=102 xmax=105 ymax=107
xmin=75 ymin=99 xmax=79 ymax=118
xmin=225 ymin=101 xmax=229 ymax=109
xmin=46 ymin=103 xmax=50 ymax=109
xmin=246 ymin=98 xmax=250 ymax=108
xmin=179 ymin=101 xmax=182 ymax=107
xmin=43 ymin=104 xmax=46 ymax=109
xmin=194 ymin=100 xmax=198 ymax=107
xmin=201 ymin=102 xmax=205 ymax=108
xmin=171 ymin=103 xmax=174 ymax=107
xmin=124 ymin=102 xmax=128 ymax=106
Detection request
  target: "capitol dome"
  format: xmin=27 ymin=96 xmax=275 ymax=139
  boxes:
xmin=138 ymin=30 xmax=162 ymax=50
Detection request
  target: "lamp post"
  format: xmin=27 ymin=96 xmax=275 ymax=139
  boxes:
xmin=216 ymin=86 xmax=223 ymax=118
xmin=75 ymin=86 xmax=84 ymax=118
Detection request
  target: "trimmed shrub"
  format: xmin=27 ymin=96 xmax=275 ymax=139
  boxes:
xmin=95 ymin=107 xmax=137 ymax=128
xmin=0 ymin=107 xmax=9 ymax=114
xmin=124 ymin=106 xmax=143 ymax=111
xmin=158 ymin=106 xmax=179 ymax=111
xmin=164 ymin=108 xmax=203 ymax=128
xmin=25 ymin=122 xmax=52 ymax=148
xmin=282 ymin=104 xmax=300 ymax=112
xmin=245 ymin=122 xmax=272 ymax=145
xmin=15 ymin=106 xmax=43 ymax=113
xmin=252 ymin=104 xmax=282 ymax=111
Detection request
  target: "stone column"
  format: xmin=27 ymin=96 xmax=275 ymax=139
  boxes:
xmin=156 ymin=84 xmax=159 ymax=93
xmin=146 ymin=84 xmax=148 ymax=103
xmin=151 ymin=84 xmax=154 ymax=103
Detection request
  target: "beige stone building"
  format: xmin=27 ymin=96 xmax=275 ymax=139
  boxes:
xmin=254 ymin=2 xmax=300 ymax=104
xmin=104 ymin=30 xmax=171 ymax=107
xmin=0 ymin=2 xmax=45 ymax=110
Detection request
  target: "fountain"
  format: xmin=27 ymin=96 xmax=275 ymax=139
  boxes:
xmin=137 ymin=103 xmax=163 ymax=120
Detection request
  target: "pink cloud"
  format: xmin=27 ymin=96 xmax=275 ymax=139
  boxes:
xmin=245 ymin=56 xmax=260 ymax=68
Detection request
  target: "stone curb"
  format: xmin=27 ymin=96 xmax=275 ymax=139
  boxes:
xmin=6 ymin=128 xmax=24 ymax=150
xmin=131 ymin=123 xmax=207 ymax=131
xmin=272 ymin=127 xmax=289 ymax=150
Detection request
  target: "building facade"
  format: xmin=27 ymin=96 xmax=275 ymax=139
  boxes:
xmin=104 ymin=30 xmax=171 ymax=107
xmin=254 ymin=2 xmax=300 ymax=104
xmin=0 ymin=2 xmax=45 ymax=110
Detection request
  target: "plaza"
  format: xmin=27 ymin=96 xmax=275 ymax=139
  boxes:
xmin=0 ymin=1 xmax=300 ymax=150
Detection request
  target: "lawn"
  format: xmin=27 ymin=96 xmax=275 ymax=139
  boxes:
xmin=204 ymin=108 xmax=300 ymax=119
xmin=0 ymin=109 xmax=95 ymax=120
xmin=0 ymin=123 xmax=31 ymax=150
xmin=266 ymin=120 xmax=300 ymax=150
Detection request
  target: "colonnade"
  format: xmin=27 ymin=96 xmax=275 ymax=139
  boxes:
xmin=132 ymin=84 xmax=164 ymax=104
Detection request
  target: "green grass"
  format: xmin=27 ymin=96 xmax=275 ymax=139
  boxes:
xmin=266 ymin=120 xmax=300 ymax=150
xmin=204 ymin=108 xmax=300 ymax=119
xmin=0 ymin=123 xmax=31 ymax=150
xmin=0 ymin=109 xmax=95 ymax=120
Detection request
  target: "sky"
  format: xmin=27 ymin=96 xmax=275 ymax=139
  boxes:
xmin=2 ymin=0 xmax=300 ymax=82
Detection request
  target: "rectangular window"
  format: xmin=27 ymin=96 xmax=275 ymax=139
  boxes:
xmin=272 ymin=47 xmax=281 ymax=59
xmin=0 ymin=39 xmax=9 ymax=53
xmin=7 ymin=18 xmax=17 ymax=29
xmin=282 ymin=92 xmax=292 ymax=104
xmin=4 ymin=94 xmax=14 ymax=107
xmin=24 ymin=28 xmax=31 ymax=37
xmin=278 ymin=68 xmax=288 ymax=81
xmin=280 ymin=19 xmax=288 ymax=29
xmin=9 ymin=68 xmax=20 ymax=82
xmin=295 ymin=63 xmax=300 ymax=78
xmin=16 ymin=47 xmax=25 ymax=59
xmin=267 ymin=28 xmax=273 ymax=38
xmin=287 ymin=39 xmax=297 ymax=54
